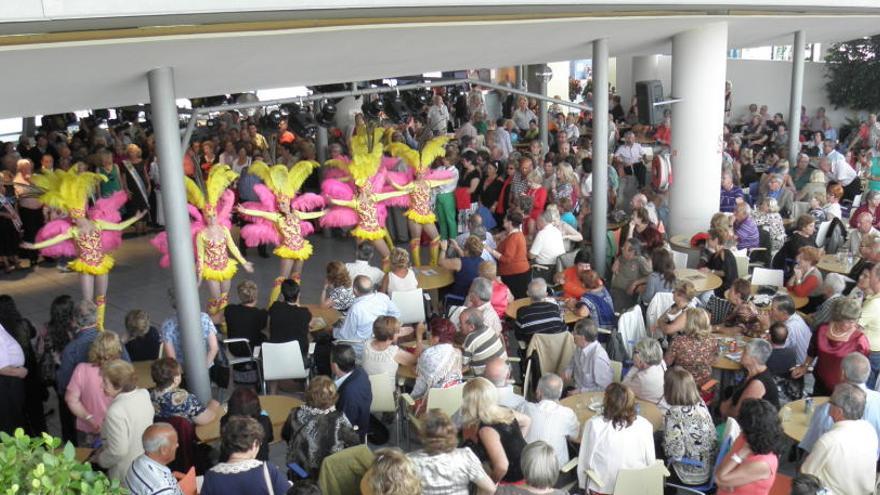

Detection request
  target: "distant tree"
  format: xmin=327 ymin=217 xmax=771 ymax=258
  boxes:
xmin=824 ymin=36 xmax=880 ymax=110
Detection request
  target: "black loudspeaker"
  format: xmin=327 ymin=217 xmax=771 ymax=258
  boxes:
xmin=635 ymin=80 xmax=664 ymax=126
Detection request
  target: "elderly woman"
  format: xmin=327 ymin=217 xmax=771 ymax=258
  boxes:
xmin=719 ymin=339 xmax=779 ymax=418
xmin=796 ymin=169 xmax=827 ymax=202
xmin=662 ymin=367 xmax=716 ymax=489
xmin=759 ymin=173 xmax=794 ymax=219
xmin=823 ymin=183 xmax=844 ymax=220
xmin=753 ymin=197 xmax=786 ymax=253
xmin=772 ymin=214 xmax=815 ymax=274
xmin=12 ymin=158 xmax=44 ymax=266
xmin=716 ymin=278 xmax=764 ymax=338
xmin=408 ymin=410 xmax=496 ymax=495
xmin=850 ymin=190 xmax=880 ymax=229
xmin=786 ymin=246 xmax=824 ymax=312
xmin=664 ymin=308 xmax=717 ymax=389
xmin=149 ymin=357 xmax=220 ymax=425
xmin=793 ymin=297 xmax=869 ymax=395
xmin=362 ymin=447 xmax=423 ymax=495
xmin=281 ymin=376 xmax=360 ymax=479
xmin=847 ymin=210 xmax=878 ymax=255
xmin=382 ymin=248 xmax=419 ymax=296
xmin=94 ymin=360 xmax=153 ymax=481
xmin=363 ymin=316 xmax=420 ymax=389
xmin=202 ymin=416 xmax=291 ymax=495
xmin=639 ymin=248 xmax=676 ymax=306
xmin=715 ymin=399 xmax=782 ymax=494
xmin=610 ymin=237 xmax=651 ymax=311
xmin=720 ymin=170 xmax=744 ymax=214
xmin=489 ymin=211 xmax=530 ymax=298
xmin=631 ymin=207 xmax=664 ymax=254
xmin=656 ymin=281 xmax=699 ymax=336
xmin=622 ymin=338 xmax=666 ymax=406
xmin=480 ymin=261 xmax=514 ymax=319
xmin=698 ymin=228 xmax=738 ymax=297
xmin=441 ymin=235 xmax=485 ymax=303
xmin=412 ymin=318 xmax=463 ymax=399
xmin=220 ymin=387 xmax=273 ymax=462
xmin=811 ymin=273 xmax=846 ymax=327
xmin=321 ymin=260 xmax=354 ymax=314
xmin=497 ymin=441 xmax=567 ymax=495
xmin=577 ymin=383 xmax=655 ymax=494
xmin=733 ymin=202 xmax=760 ymax=250
xmin=572 ymin=270 xmax=617 ymax=329
xmin=461 ymin=377 xmax=531 ymax=485
xmin=65 ymin=332 xmax=124 ymax=446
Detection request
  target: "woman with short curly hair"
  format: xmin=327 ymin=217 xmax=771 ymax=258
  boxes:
xmin=715 ymin=399 xmax=782 ymax=494
xmin=321 ymin=260 xmax=354 ymax=314
xmin=201 ymin=416 xmax=291 ymax=495
xmin=382 ymin=247 xmax=419 ymax=296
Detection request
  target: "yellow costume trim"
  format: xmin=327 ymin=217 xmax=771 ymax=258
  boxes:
xmin=95 ymin=295 xmax=107 ymax=331
xmin=68 ymin=256 xmax=115 ymax=275
xmin=273 ymin=242 xmax=313 ymax=260
xmin=352 ymin=226 xmax=388 ymax=241
xmin=202 ymin=259 xmax=239 ymax=281
xmin=405 ymin=209 xmax=436 ymax=224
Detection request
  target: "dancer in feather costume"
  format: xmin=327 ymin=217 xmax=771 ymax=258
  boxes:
xmin=386 ymin=136 xmax=454 ymax=266
xmin=237 ymin=160 xmax=325 ymax=305
xmin=22 ymin=169 xmax=145 ymax=329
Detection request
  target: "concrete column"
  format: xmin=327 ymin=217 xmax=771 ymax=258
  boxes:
xmin=788 ymin=30 xmax=806 ymax=164
xmin=147 ymin=67 xmax=212 ymax=404
xmin=516 ymin=66 xmax=525 ymax=90
xmin=669 ymin=23 xmax=728 ymax=237
xmin=538 ymin=70 xmax=549 ymax=153
xmin=591 ymin=39 xmax=609 ymax=278
xmin=632 ymin=54 xmax=660 ymax=86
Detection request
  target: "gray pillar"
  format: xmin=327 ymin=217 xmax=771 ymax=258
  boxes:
xmin=147 ymin=67 xmax=212 ymax=404
xmin=516 ymin=66 xmax=525 ymax=90
xmin=22 ymin=117 xmax=36 ymax=136
xmin=317 ymin=127 xmax=328 ymax=165
xmin=591 ymin=39 xmax=609 ymax=278
xmin=788 ymin=30 xmax=806 ymax=164
xmin=538 ymin=73 xmax=549 ymax=153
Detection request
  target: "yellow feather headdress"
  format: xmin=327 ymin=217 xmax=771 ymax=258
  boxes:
xmin=349 ymin=128 xmax=386 ymax=187
xmin=248 ymin=160 xmax=317 ymax=200
xmin=31 ymin=169 xmax=106 ymax=217
xmin=387 ymin=136 xmax=449 ymax=173
xmin=186 ymin=164 xmax=238 ymax=215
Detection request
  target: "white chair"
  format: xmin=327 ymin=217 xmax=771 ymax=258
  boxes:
xmin=790 ymin=201 xmax=810 ymax=220
xmin=815 ymin=220 xmax=832 ymax=247
xmin=368 ymin=373 xmax=400 ymax=444
xmin=612 ymin=460 xmax=670 ymax=495
xmin=400 ymin=383 xmax=465 ymax=447
xmin=392 ymin=288 xmax=427 ymax=325
xmin=751 ymin=267 xmax=784 ymax=287
xmin=617 ymin=305 xmax=646 ymax=360
xmin=261 ymin=340 xmax=310 ymax=394
xmin=646 ymin=292 xmax=675 ymax=337
xmin=671 ymin=250 xmax=689 ymax=270
xmin=610 ymin=360 xmax=623 ymax=383
xmin=734 ymin=255 xmax=750 ymax=279
xmin=853 ymin=193 xmax=863 ymax=209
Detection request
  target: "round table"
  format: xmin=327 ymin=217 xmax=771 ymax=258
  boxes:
xmin=675 ymin=268 xmax=722 ymax=293
xmin=670 ymin=234 xmax=697 ymax=251
xmin=817 ymin=254 xmax=858 ymax=275
xmin=302 ymin=304 xmax=342 ymax=332
xmin=196 ymin=394 xmax=303 ymax=443
xmin=414 ymin=266 xmax=455 ymax=290
xmin=505 ymin=298 xmax=584 ymax=325
xmin=780 ymin=397 xmax=830 ymax=442
xmin=133 ymin=360 xmax=155 ymax=389
xmin=750 ymin=286 xmax=808 ymax=310
xmin=559 ymin=391 xmax=664 ymax=433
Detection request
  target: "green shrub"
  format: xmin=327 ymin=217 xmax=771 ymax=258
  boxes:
xmin=0 ymin=428 xmax=126 ymax=494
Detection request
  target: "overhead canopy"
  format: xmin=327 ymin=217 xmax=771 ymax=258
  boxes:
xmin=2 ymin=1 xmax=880 ymax=118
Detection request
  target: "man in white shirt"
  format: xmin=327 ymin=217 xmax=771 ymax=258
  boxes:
xmin=484 ymin=357 xmax=525 ymax=410
xmin=345 ymin=243 xmax=385 ymax=287
xmin=519 ymin=373 xmax=580 ymax=465
xmin=801 ymin=383 xmax=878 ymax=495
xmin=820 ymin=140 xmax=860 ymax=200
xmin=529 ymin=211 xmax=566 ymax=267
xmin=565 ymin=319 xmax=612 ymax=393
xmin=124 ymin=423 xmax=183 ymax=495
xmin=334 ymin=275 xmax=401 ymax=358
xmin=426 ymin=95 xmax=450 ymax=136
xmin=848 ymin=211 xmax=878 ymax=254
xmin=614 ymin=131 xmax=647 ymax=187
xmin=760 ymin=295 xmax=811 ymax=365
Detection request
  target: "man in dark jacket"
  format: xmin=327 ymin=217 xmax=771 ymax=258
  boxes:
xmin=331 ymin=344 xmax=372 ymax=441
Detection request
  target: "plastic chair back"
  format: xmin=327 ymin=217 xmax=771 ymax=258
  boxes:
xmin=646 ymin=292 xmax=675 ymax=335
xmin=751 ymin=267 xmax=784 ymax=287
xmin=671 ymin=250 xmax=689 ymax=270
xmin=815 ymin=220 xmax=832 ymax=247
xmin=392 ymin=289 xmax=426 ymax=325
xmin=734 ymin=255 xmax=750 ymax=279
xmin=368 ymin=373 xmax=396 ymax=414
xmin=617 ymin=305 xmax=646 ymax=359
xmin=610 ymin=360 xmax=623 ymax=383
xmin=261 ymin=340 xmax=308 ymax=381
xmin=425 ymin=383 xmax=465 ymax=417
xmin=613 ymin=460 xmax=669 ymax=495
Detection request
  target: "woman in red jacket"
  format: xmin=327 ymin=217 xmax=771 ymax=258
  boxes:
xmin=489 ymin=210 xmax=531 ymax=298
xmin=785 ymin=246 xmax=824 ymax=312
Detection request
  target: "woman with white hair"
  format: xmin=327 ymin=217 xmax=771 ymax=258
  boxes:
xmin=719 ymin=338 xmax=779 ymax=419
xmin=497 ymin=441 xmax=567 ymax=494
xmin=622 ymin=338 xmax=666 ymax=407
xmin=753 ymin=196 xmax=786 ymax=253
xmin=811 ymin=273 xmax=847 ymax=327
xmin=849 ymin=190 xmax=880 ymax=230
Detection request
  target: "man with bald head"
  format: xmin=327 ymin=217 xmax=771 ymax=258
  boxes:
xmin=518 ymin=373 xmax=580 ymax=465
xmin=124 ymin=423 xmax=182 ymax=495
xmin=482 ymin=357 xmax=525 ymax=410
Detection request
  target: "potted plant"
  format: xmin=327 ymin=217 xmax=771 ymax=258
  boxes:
xmin=0 ymin=428 xmax=126 ymax=494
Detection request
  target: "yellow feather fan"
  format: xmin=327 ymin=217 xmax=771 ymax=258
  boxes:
xmin=31 ymin=169 xmax=106 ymax=213
xmin=204 ymin=164 xmax=239 ymax=208
xmin=184 ymin=177 xmax=205 ymax=210
xmin=245 ymin=160 xmax=317 ymax=198
xmin=386 ymin=136 xmax=449 ymax=173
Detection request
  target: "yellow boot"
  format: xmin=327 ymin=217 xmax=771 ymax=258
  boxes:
xmin=95 ymin=295 xmax=106 ymax=331
xmin=267 ymin=277 xmax=284 ymax=309
xmin=383 ymin=231 xmax=395 ymax=252
xmin=381 ymin=256 xmax=391 ymax=273
xmin=409 ymin=239 xmax=422 ymax=267
xmin=218 ymin=292 xmax=230 ymax=315
xmin=429 ymin=237 xmax=441 ymax=266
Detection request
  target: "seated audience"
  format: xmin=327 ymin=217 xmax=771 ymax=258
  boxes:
xmin=518 ymin=373 xmax=580 ymax=465
xmin=848 ymin=211 xmax=878 ymax=255
xmin=631 ymin=207 xmax=664 ymax=254
xmin=772 ymin=214 xmax=815 ymax=274
xmin=66 ymin=331 xmax=123 ymax=447
xmin=201 ymin=416 xmax=290 ymax=495
xmin=345 ymin=242 xmax=385 ymax=287
xmin=411 ymin=318 xmax=463 ymax=399
xmin=766 ymin=323 xmax=798 ymax=378
xmin=714 ymin=399 xmax=782 ymax=494
xmin=656 ymin=281 xmax=699 ymax=336
xmin=482 ymin=357 xmax=526 ymax=411
xmin=381 ymin=248 xmax=418 ymax=296
xmin=321 ymin=260 xmax=355 ymax=314
xmin=733 ymin=202 xmax=759 ymax=250
xmin=662 ymin=367 xmax=716 ymax=489
xmin=408 ymin=410 xmax=496 ymax=495
xmin=577 ymin=383 xmax=655 ymax=494
xmin=849 ymin=190 xmax=880 ymax=229
xmin=267 ymin=280 xmax=310 ymax=353
xmin=441 ymin=236 xmax=485 ymax=303
xmin=719 ymin=339 xmax=779 ymax=418
xmin=573 ymin=269 xmax=617 ymax=329
xmin=822 ymin=182 xmax=844 ymax=220
xmin=123 ymin=423 xmax=180 ymax=495
xmin=160 ymin=288 xmax=219 ymax=370
xmin=220 ymin=387 xmax=273 ymax=462
xmin=716 ymin=278 xmax=764 ymax=338
xmin=752 ymin=197 xmax=786 ymax=252
xmin=811 ymin=273 xmax=845 ymax=327
xmin=462 ymin=277 xmax=503 ymax=335
xmin=461 ymin=377 xmax=531 ymax=484
xmin=785 ymin=247 xmax=824 ymax=309
xmin=496 ymin=441 xmax=567 ymax=495
xmin=479 ymin=261 xmax=513 ymax=319
xmin=362 ymin=316 xmax=420 ymax=389
xmin=758 ymin=294 xmax=812 ymax=365
xmin=514 ymin=278 xmax=566 ymax=344
xmin=361 ymin=447 xmax=422 ymax=495
xmin=149 ymin=357 xmax=220 ymax=426
xmin=565 ymin=319 xmax=612 ymax=393
xmin=801 ymin=383 xmax=878 ymax=495
xmin=664 ymin=308 xmax=717 ymax=389
xmin=622 ymin=338 xmax=666 ymax=406
xmin=459 ymin=307 xmax=506 ymax=376
xmin=334 ymin=275 xmax=401 ymax=358
xmin=556 ymin=248 xmax=592 ymax=299
xmin=639 ymin=248 xmax=676 ymax=306
xmin=124 ymin=310 xmax=160 ymax=362
xmin=698 ymin=228 xmax=738 ymax=297
xmin=94 ymin=360 xmax=154 ymax=481
xmin=610 ymin=238 xmax=651 ymax=311
xmin=224 ymin=280 xmax=267 ymax=352
xmin=282 ymin=376 xmax=360 ymax=479
xmin=758 ymin=174 xmax=793 ymax=219
xmin=330 ymin=344 xmax=372 ymax=441
xmin=720 ymin=170 xmax=744 ymax=213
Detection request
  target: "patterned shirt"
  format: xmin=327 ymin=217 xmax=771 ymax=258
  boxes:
xmin=124 ymin=454 xmax=183 ymax=495
xmin=409 ymin=448 xmax=489 ymax=495
xmin=150 ymin=388 xmax=206 ymax=422
xmin=723 ymin=302 xmax=765 ymax=338
xmin=663 ymin=404 xmax=717 ymax=486
xmin=667 ymin=335 xmax=716 ymax=387
xmin=159 ymin=312 xmax=217 ymax=367
xmin=462 ymin=327 xmax=507 ymax=375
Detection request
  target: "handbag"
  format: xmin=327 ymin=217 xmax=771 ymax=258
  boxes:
xmin=263 ymin=462 xmax=276 ymax=495
xmin=454 ymin=187 xmax=471 ymax=210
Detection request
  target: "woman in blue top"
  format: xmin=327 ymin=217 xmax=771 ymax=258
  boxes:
xmin=201 ymin=416 xmax=290 ymax=495
xmin=440 ymin=235 xmax=484 ymax=301
xmin=572 ymin=269 xmax=617 ymax=329
xmin=640 ymin=248 xmax=677 ymax=305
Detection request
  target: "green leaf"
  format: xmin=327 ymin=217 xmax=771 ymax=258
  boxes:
xmin=63 ymin=442 xmax=75 ymax=461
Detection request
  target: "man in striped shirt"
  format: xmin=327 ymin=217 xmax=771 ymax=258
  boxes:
xmin=514 ymin=278 xmax=567 ymax=345
xmin=124 ymin=423 xmax=182 ymax=495
xmin=459 ymin=307 xmax=507 ymax=376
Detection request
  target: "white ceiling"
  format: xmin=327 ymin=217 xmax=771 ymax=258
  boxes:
xmin=2 ymin=12 xmax=879 ymax=118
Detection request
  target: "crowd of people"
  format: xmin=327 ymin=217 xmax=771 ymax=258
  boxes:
xmin=3 ymin=81 xmax=880 ymax=495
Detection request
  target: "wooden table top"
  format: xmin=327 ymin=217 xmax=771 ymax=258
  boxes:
xmin=505 ymin=297 xmax=584 ymax=324
xmin=196 ymin=394 xmax=302 ymax=443
xmin=750 ymin=286 xmax=808 ymax=310
xmin=670 ymin=234 xmax=697 ymax=251
xmin=675 ymin=268 xmax=722 ymax=293
xmin=559 ymin=391 xmax=664 ymax=433
xmin=302 ymin=304 xmax=342 ymax=332
xmin=133 ymin=360 xmax=155 ymax=389
xmin=780 ymin=397 xmax=830 ymax=442
xmin=817 ymin=254 xmax=858 ymax=275
xmin=414 ymin=266 xmax=455 ymax=290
